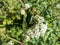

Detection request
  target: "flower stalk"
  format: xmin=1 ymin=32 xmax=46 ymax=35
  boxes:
xmin=0 ymin=33 xmax=24 ymax=45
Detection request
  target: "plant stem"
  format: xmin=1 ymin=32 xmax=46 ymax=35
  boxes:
xmin=0 ymin=34 xmax=24 ymax=45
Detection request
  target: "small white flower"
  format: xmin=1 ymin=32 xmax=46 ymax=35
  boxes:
xmin=25 ymin=3 xmax=30 ymax=9
xmin=7 ymin=41 xmax=14 ymax=45
xmin=40 ymin=29 xmax=45 ymax=36
xmin=35 ymin=32 xmax=40 ymax=38
xmin=30 ymin=34 xmax=35 ymax=38
xmin=40 ymin=23 xmax=48 ymax=37
xmin=39 ymin=16 xmax=44 ymax=23
xmin=40 ymin=23 xmax=47 ymax=30
xmin=27 ymin=29 xmax=32 ymax=33
xmin=56 ymin=4 xmax=60 ymax=8
xmin=37 ymin=32 xmax=40 ymax=36
xmin=21 ymin=9 xmax=25 ymax=15
xmin=27 ymin=29 xmax=33 ymax=35
xmin=35 ymin=34 xmax=38 ymax=38
xmin=34 ymin=25 xmax=40 ymax=32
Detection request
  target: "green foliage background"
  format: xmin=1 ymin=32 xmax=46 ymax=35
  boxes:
xmin=0 ymin=0 xmax=60 ymax=45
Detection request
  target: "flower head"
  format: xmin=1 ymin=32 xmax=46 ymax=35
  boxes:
xmin=40 ymin=23 xmax=48 ymax=37
xmin=20 ymin=9 xmax=25 ymax=15
xmin=25 ymin=3 xmax=30 ymax=9
xmin=39 ymin=16 xmax=44 ymax=23
xmin=34 ymin=32 xmax=40 ymax=38
xmin=27 ymin=29 xmax=33 ymax=35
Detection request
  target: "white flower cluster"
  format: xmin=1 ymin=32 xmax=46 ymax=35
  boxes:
xmin=40 ymin=23 xmax=48 ymax=37
xmin=33 ymin=25 xmax=40 ymax=38
xmin=20 ymin=3 xmax=30 ymax=15
xmin=23 ymin=15 xmax=48 ymax=40
xmin=27 ymin=28 xmax=40 ymax=38
xmin=7 ymin=41 xmax=14 ymax=45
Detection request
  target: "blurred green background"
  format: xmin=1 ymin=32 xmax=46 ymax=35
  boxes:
xmin=0 ymin=0 xmax=60 ymax=45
